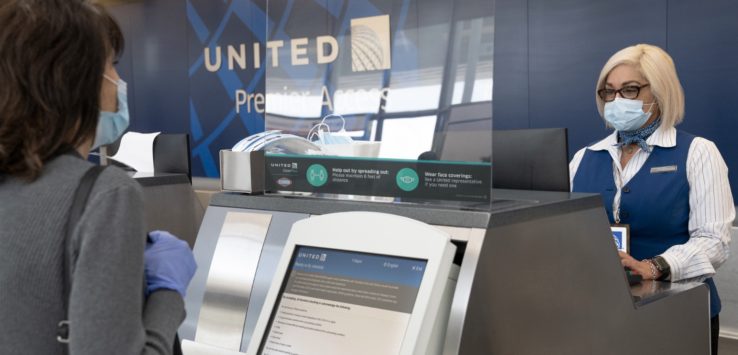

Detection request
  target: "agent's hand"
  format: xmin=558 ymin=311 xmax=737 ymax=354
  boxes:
xmin=619 ymin=251 xmax=660 ymax=280
xmin=144 ymin=230 xmax=197 ymax=297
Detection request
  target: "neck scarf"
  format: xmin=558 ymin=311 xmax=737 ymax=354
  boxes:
xmin=615 ymin=117 xmax=661 ymax=153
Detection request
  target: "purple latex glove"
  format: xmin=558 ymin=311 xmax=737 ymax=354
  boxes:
xmin=144 ymin=230 xmax=197 ymax=297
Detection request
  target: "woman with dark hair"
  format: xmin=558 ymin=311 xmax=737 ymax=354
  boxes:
xmin=0 ymin=1 xmax=196 ymax=354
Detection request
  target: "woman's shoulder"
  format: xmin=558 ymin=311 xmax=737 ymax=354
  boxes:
xmin=90 ymin=164 xmax=143 ymax=204
xmin=571 ymin=146 xmax=588 ymax=161
xmin=676 ymin=131 xmax=728 ymax=168
xmin=675 ymin=129 xmax=715 ymax=146
xmin=688 ymin=135 xmax=716 ymax=148
xmin=97 ymin=164 xmax=140 ymax=190
xmin=46 ymin=154 xmax=142 ymax=201
xmin=676 ymin=130 xmax=720 ymax=152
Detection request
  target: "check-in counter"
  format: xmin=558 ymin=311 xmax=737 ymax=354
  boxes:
xmin=180 ymin=189 xmax=710 ymax=354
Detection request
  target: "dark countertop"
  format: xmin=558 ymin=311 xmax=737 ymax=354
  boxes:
xmin=209 ymin=188 xmax=602 ymax=228
xmin=631 ymin=280 xmax=707 ymax=308
xmin=128 ymin=172 xmax=190 ymax=187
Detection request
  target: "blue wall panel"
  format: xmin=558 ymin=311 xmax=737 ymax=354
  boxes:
xmin=527 ymin=0 xmax=667 ymax=155
xmin=186 ymin=0 xmax=267 ymax=177
xmin=492 ymin=0 xmax=528 ymax=130
xmin=667 ymin=0 xmax=738 ymax=195
xmin=110 ymin=0 xmax=190 ymax=134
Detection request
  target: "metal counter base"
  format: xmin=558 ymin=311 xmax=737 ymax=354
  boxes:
xmin=181 ymin=190 xmax=710 ymax=355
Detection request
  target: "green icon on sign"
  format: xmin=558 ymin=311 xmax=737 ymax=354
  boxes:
xmin=396 ymin=168 xmax=419 ymax=191
xmin=306 ymin=164 xmax=328 ymax=187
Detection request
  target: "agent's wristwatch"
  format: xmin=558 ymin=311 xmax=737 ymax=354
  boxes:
xmin=650 ymin=256 xmax=671 ymax=281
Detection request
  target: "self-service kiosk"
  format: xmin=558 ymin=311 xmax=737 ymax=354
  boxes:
xmin=180 ymin=189 xmax=711 ymax=354
xmin=242 ymin=212 xmax=457 ymax=355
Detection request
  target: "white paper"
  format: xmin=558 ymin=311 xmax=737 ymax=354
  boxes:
xmin=110 ymin=131 xmax=160 ymax=172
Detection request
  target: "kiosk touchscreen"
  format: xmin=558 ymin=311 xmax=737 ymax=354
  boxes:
xmin=246 ymin=212 xmax=456 ymax=355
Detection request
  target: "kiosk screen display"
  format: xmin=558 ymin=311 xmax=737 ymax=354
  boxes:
xmin=259 ymin=246 xmax=428 ymax=355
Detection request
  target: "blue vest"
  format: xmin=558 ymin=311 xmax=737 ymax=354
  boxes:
xmin=573 ymin=130 xmax=720 ymax=317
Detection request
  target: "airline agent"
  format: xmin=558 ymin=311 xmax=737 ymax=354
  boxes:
xmin=569 ymin=44 xmax=734 ymax=355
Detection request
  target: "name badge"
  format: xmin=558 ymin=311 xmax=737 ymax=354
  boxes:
xmin=650 ymin=165 xmax=677 ymax=174
xmin=610 ymin=224 xmax=630 ymax=253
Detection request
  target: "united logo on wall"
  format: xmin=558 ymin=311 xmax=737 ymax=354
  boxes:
xmin=350 ymin=15 xmax=392 ymax=72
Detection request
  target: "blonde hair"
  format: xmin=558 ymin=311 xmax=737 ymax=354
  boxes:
xmin=595 ymin=44 xmax=685 ymax=128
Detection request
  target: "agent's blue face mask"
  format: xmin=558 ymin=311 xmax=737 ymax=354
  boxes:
xmin=603 ymin=97 xmax=656 ymax=132
xmin=92 ymin=74 xmax=130 ymax=149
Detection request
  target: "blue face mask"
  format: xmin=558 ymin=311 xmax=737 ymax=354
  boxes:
xmin=603 ymin=97 xmax=655 ymax=132
xmin=92 ymin=75 xmax=130 ymax=149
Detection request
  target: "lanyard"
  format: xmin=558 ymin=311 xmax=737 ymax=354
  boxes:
xmin=612 ymin=161 xmax=625 ymax=224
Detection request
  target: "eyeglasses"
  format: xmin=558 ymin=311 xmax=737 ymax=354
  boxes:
xmin=597 ymin=84 xmax=650 ymax=102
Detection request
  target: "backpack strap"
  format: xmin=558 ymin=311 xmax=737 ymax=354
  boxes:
xmin=57 ymin=165 xmax=107 ymax=346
